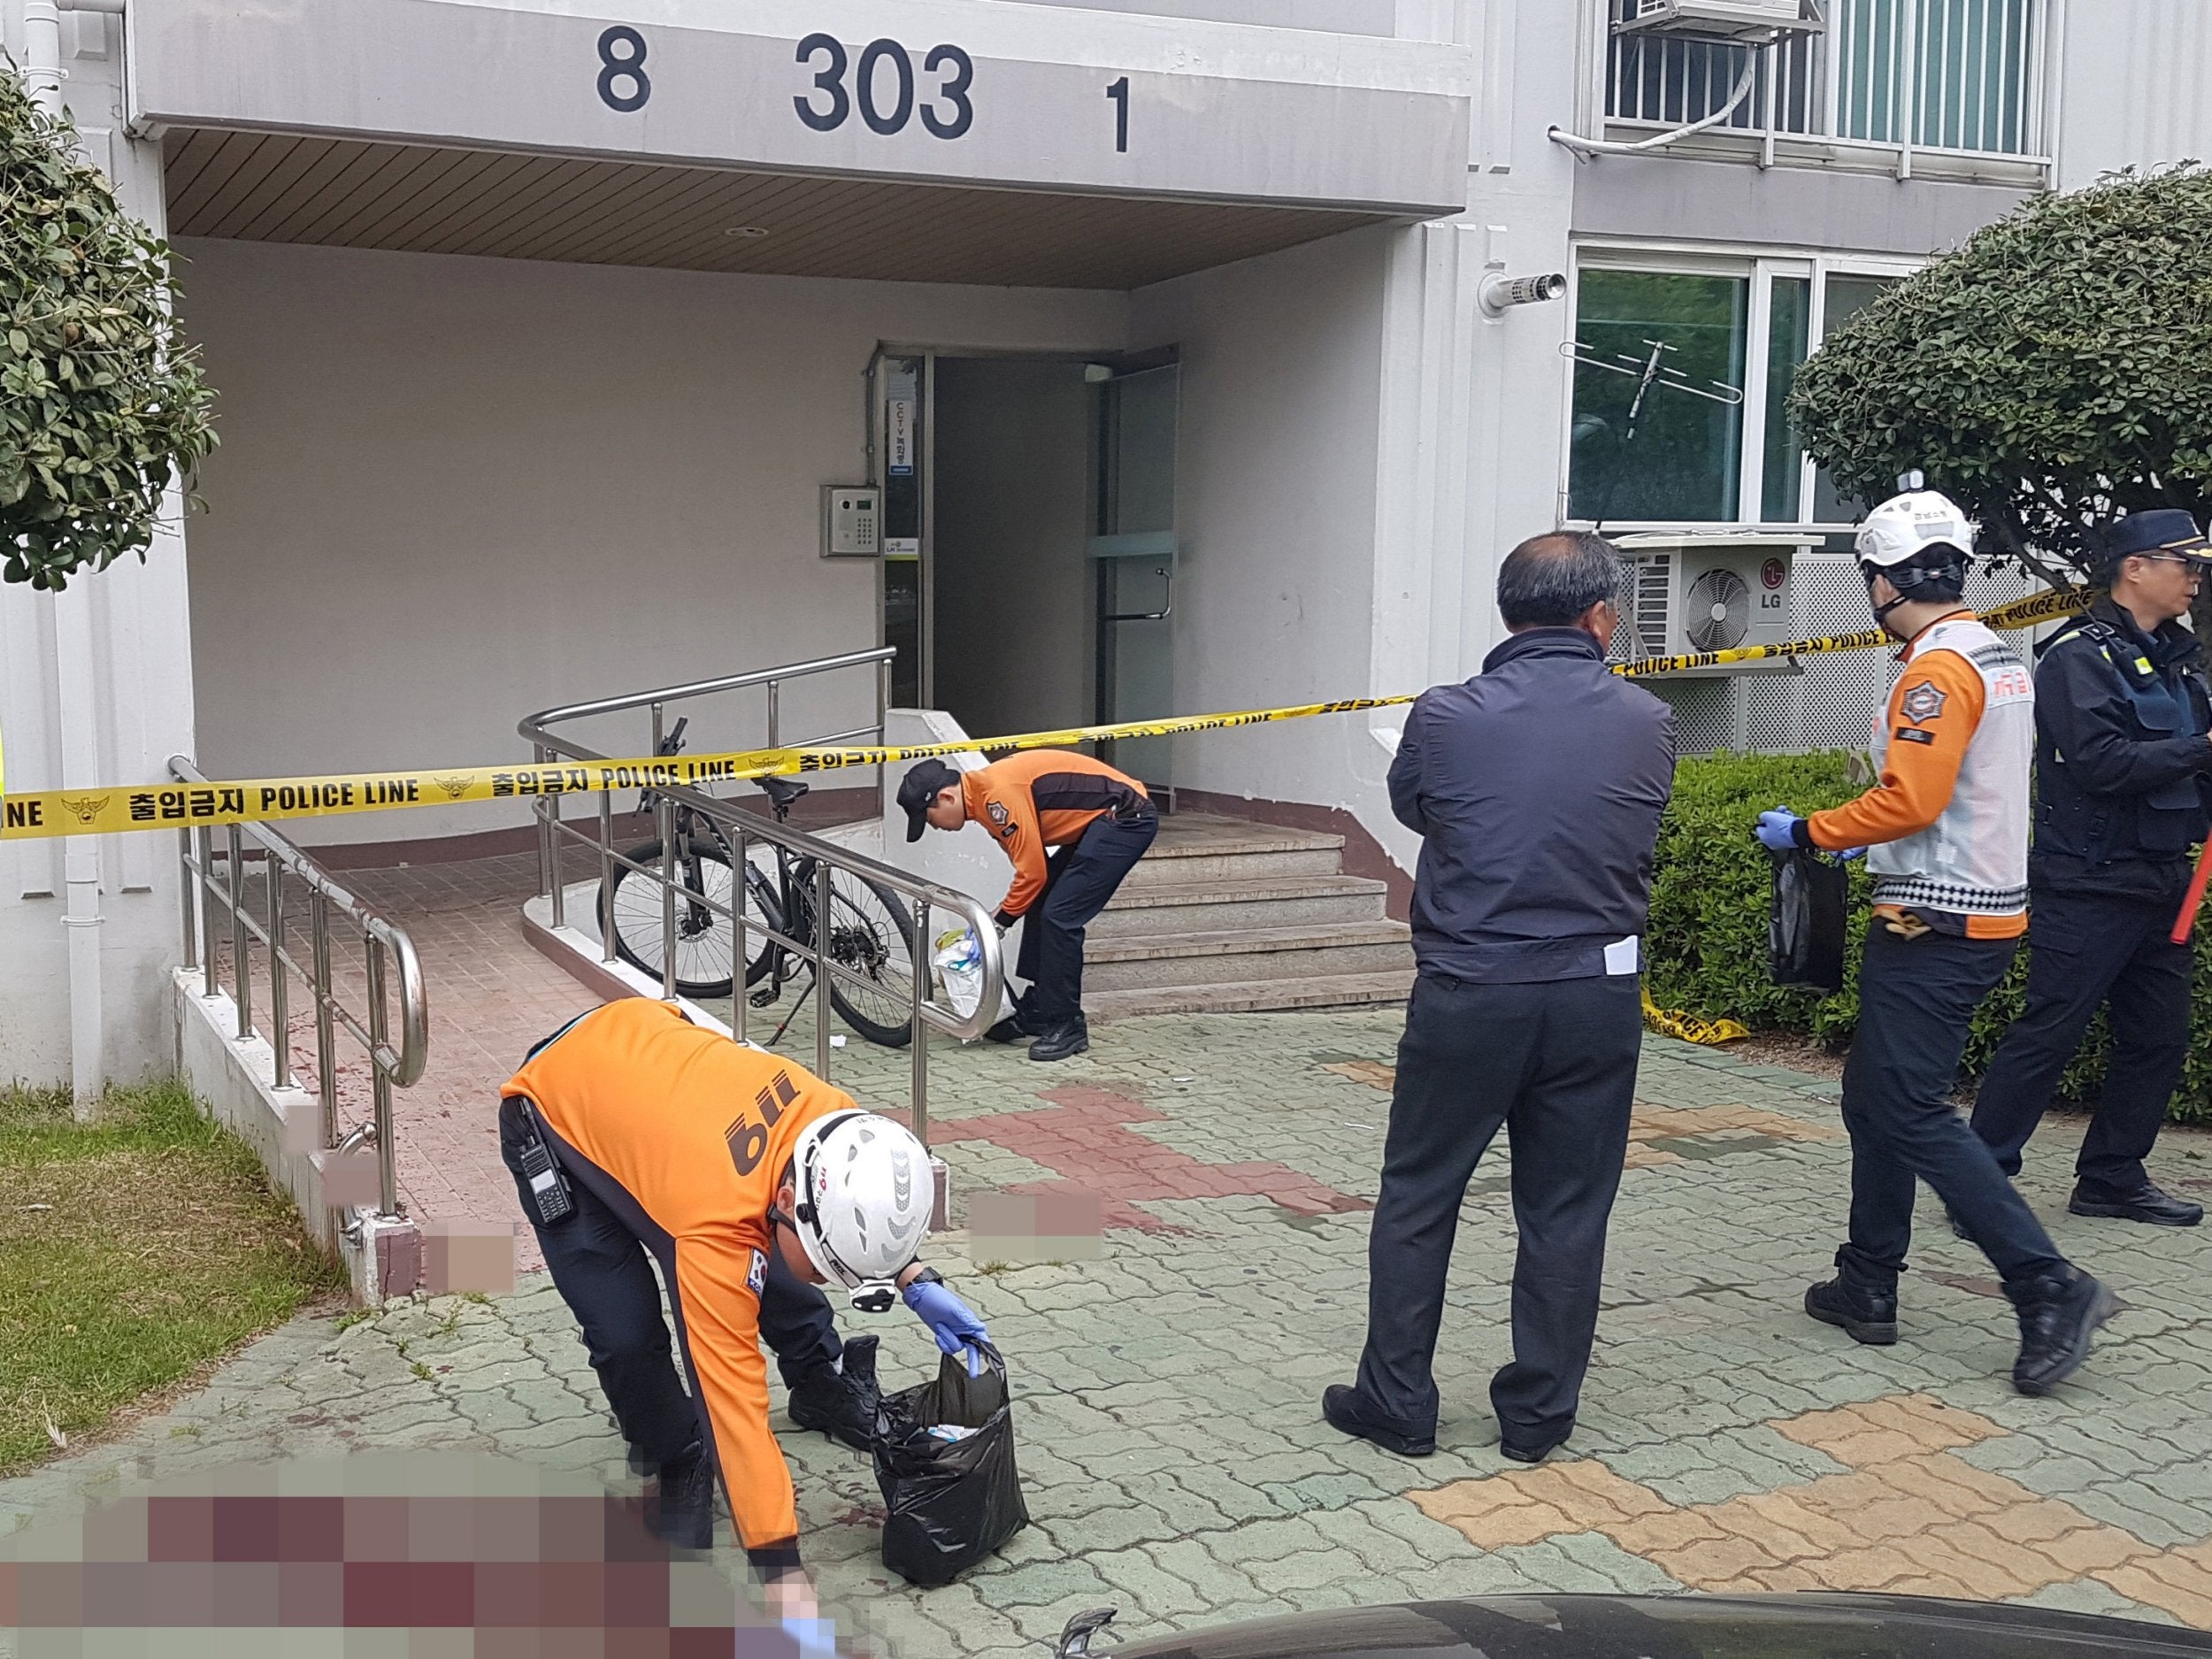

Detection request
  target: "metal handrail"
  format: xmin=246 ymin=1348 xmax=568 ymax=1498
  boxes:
xmin=171 ymin=755 xmax=426 ymax=1221
xmin=518 ymin=647 xmax=1004 ymax=1147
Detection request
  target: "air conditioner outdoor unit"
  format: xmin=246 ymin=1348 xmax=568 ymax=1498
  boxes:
xmin=1614 ymin=537 xmax=1801 ymax=672
xmin=1615 ymin=0 xmax=1824 ymax=42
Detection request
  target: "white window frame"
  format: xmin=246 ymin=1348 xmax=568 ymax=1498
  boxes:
xmin=1562 ymin=240 xmax=1922 ymax=536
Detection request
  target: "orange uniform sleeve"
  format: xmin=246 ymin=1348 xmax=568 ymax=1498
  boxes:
xmin=1806 ymin=649 xmax=1985 ymax=851
xmin=981 ymin=780 xmax=1050 ymax=918
xmin=671 ymin=1235 xmax=796 ymax=1555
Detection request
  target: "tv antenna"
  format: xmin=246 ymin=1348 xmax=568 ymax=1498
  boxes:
xmin=1561 ymin=337 xmax=1743 ymax=447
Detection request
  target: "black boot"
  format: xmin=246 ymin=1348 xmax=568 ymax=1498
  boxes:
xmin=2069 ymin=1179 xmax=2203 ymax=1227
xmin=2008 ymin=1264 xmax=2119 ymax=1396
xmin=1029 ymin=1017 xmax=1090 ymax=1063
xmin=1804 ymin=1265 xmax=1899 ymax=1346
xmin=647 ymin=1441 xmax=716 ymax=1549
xmin=1320 ymin=1385 xmax=1434 ymax=1457
xmin=787 ymin=1358 xmax=873 ymax=1453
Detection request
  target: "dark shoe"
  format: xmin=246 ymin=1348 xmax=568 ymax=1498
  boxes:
xmin=1321 ymin=1385 xmax=1434 ymax=1458
xmin=1804 ymin=1276 xmax=1899 ymax=1346
xmin=1028 ymin=1018 xmax=1090 ymax=1063
xmin=2008 ymin=1264 xmax=2120 ymax=1397
xmin=985 ymin=1016 xmax=1028 ymax=1045
xmin=786 ymin=1361 xmax=873 ymax=1453
xmin=1500 ymin=1428 xmax=1572 ymax=1464
xmin=647 ymin=1441 xmax=716 ymax=1550
xmin=2069 ymin=1181 xmax=2203 ymax=1227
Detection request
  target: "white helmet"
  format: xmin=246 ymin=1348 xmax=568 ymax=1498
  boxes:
xmin=787 ymin=1110 xmax=932 ymax=1303
xmin=1856 ymin=489 xmax=1976 ymax=570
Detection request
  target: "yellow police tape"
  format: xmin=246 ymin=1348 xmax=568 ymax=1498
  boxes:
xmin=0 ymin=588 xmax=2089 ymax=845
xmin=1640 ymin=989 xmax=1751 ymax=1046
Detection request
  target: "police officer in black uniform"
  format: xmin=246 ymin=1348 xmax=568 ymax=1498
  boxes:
xmin=1969 ymin=509 xmax=2212 ymax=1227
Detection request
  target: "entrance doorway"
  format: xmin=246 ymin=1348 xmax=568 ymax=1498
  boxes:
xmin=895 ymin=353 xmax=1179 ymax=798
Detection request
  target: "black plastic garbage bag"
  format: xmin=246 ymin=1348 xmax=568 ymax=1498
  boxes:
xmin=857 ymin=1339 xmax=1029 ymax=1586
xmin=1770 ymin=845 xmax=1849 ymax=994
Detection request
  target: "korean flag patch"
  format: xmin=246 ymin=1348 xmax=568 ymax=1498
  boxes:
xmin=747 ymin=1248 xmax=768 ymax=1295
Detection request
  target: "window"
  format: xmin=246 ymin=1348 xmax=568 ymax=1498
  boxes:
xmin=1567 ymin=270 xmax=1748 ymax=525
xmin=1567 ymin=258 xmax=1909 ymax=531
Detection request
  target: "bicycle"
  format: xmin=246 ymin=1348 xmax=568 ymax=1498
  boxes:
xmin=597 ymin=718 xmax=919 ymax=1048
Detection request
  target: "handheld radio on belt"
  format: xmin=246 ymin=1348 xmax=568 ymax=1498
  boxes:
xmin=514 ymin=1100 xmax=575 ymax=1225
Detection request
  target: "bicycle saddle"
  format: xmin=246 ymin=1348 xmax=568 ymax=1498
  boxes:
xmin=757 ymin=775 xmax=810 ymax=809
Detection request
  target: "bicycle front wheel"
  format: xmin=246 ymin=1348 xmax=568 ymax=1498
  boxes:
xmin=602 ymin=838 xmax=776 ymax=999
xmin=819 ymin=872 xmax=919 ymax=1048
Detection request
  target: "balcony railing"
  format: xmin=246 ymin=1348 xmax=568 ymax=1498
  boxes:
xmin=1601 ymin=0 xmax=2050 ymax=181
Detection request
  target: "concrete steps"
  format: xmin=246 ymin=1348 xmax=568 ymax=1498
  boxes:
xmin=1081 ymin=813 xmax=1412 ymax=1019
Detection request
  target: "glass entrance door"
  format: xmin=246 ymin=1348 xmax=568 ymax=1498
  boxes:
xmin=1092 ymin=365 xmax=1178 ymax=795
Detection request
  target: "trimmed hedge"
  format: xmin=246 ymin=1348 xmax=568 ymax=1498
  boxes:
xmin=1645 ymin=751 xmax=2212 ymax=1125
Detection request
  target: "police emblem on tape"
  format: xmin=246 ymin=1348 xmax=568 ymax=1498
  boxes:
xmin=1899 ymin=680 xmax=1947 ymax=725
xmin=747 ymin=1248 xmax=768 ymax=1295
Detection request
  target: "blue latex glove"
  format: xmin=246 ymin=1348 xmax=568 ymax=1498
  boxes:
xmin=1755 ymin=807 xmax=1806 ymax=853
xmin=904 ymin=1278 xmax=989 ymax=1377
xmin=1835 ymin=845 xmax=1867 ymax=863
xmin=778 ymin=1617 xmax=839 ymax=1659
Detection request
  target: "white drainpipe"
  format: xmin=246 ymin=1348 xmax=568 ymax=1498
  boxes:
xmin=24 ymin=0 xmax=111 ymax=1110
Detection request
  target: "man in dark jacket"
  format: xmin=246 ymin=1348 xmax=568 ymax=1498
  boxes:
xmin=1969 ymin=508 xmax=2212 ymax=1227
xmin=1324 ymin=531 xmax=1675 ymax=1465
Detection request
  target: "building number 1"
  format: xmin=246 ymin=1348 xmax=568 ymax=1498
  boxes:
xmin=1107 ymin=76 xmax=1129 ymax=152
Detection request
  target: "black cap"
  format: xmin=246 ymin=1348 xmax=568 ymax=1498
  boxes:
xmin=2107 ymin=509 xmax=2212 ymax=565
xmin=895 ymin=759 xmax=963 ymax=842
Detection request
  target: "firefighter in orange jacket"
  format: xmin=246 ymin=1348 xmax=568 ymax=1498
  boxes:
xmin=898 ymin=749 xmax=1158 ymax=1061
xmin=498 ymin=998 xmax=987 ymax=1615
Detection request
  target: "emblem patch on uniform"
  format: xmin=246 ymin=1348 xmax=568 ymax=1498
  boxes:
xmin=747 ymin=1248 xmax=768 ymax=1295
xmin=1899 ymin=680 xmax=1948 ymax=725
xmin=987 ymin=801 xmax=1013 ymax=836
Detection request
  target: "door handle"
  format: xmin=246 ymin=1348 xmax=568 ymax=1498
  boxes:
xmin=1104 ymin=565 xmax=1172 ymax=624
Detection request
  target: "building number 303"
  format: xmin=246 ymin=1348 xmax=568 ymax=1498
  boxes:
xmin=593 ymin=26 xmax=1135 ymax=153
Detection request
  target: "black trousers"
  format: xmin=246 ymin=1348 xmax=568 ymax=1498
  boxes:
xmin=498 ymin=1098 xmax=839 ymax=1470
xmin=1014 ymin=810 xmax=1158 ymax=1025
xmin=1970 ymin=887 xmax=2192 ymax=1192
xmin=1354 ymin=971 xmax=1641 ymax=1446
xmin=1838 ymin=923 xmax=2064 ymax=1291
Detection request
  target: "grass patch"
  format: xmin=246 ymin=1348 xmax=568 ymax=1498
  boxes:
xmin=0 ymin=1079 xmax=343 ymax=1473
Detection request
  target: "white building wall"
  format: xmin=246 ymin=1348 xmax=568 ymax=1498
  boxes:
xmin=177 ymin=240 xmax=1127 ymax=848
xmin=1125 ymin=226 xmax=1393 ymax=818
xmin=0 ymin=6 xmax=199 ymax=1088
xmin=2051 ymin=0 xmax=2212 ymax=189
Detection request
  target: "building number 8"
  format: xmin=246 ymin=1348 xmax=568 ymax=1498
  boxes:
xmin=795 ymin=35 xmax=975 ymax=140
xmin=595 ymin=27 xmax=650 ymax=112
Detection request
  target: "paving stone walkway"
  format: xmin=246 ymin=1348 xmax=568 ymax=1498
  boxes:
xmin=10 ymin=1004 xmax=2212 ymax=1655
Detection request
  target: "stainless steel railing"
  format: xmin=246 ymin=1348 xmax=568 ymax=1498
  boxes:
xmin=518 ymin=647 xmax=1003 ymax=1147
xmin=172 ymin=756 xmax=426 ymax=1222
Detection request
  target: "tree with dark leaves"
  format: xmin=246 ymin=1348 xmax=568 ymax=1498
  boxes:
xmin=0 ymin=65 xmax=215 ymax=591
xmin=1790 ymin=164 xmax=2212 ymax=601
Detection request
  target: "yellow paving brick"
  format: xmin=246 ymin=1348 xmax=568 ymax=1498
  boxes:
xmin=1865 ymin=1454 xmax=2010 ymax=1518
xmin=1744 ymin=1563 xmax=1832 ymax=1592
xmin=2097 ymin=1563 xmax=2212 ymax=1631
xmin=1882 ymin=1572 xmax=2000 ymax=1601
xmin=1904 ymin=1534 xmax=2046 ymax=1599
xmin=1807 ymin=1542 xmax=1932 ymax=1592
xmin=1624 ymin=1144 xmax=1687 ymax=1170
xmin=1409 ymin=1484 xmax=1578 ymax=1549
xmin=1777 ymin=1468 xmax=1908 ymax=1520
xmin=2029 ymin=1524 xmax=2155 ymax=1575
xmin=1726 ymin=1489 xmax=1869 ymax=1555
xmin=1643 ymin=1531 xmax=1786 ymax=1590
xmin=1602 ymin=1506 xmax=1731 ymax=1557
xmin=1851 ymin=1394 xmax=2005 ymax=1452
xmin=1911 ymin=1453 xmax=2047 ymax=1510
xmin=1927 ymin=1519 xmax=2076 ymax=1596
xmin=1543 ymin=1459 xmax=1674 ymax=1519
xmin=1698 ymin=1497 xmax=1829 ymax=1563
